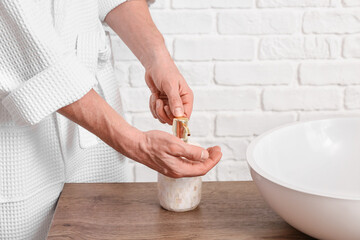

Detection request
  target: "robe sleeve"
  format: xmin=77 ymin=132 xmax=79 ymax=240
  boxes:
xmin=98 ymin=0 xmax=156 ymax=22
xmin=0 ymin=0 xmax=98 ymax=125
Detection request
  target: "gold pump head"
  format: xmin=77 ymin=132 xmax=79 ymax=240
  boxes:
xmin=172 ymin=117 xmax=190 ymax=143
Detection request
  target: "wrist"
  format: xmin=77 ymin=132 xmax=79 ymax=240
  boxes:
xmin=111 ymin=121 xmax=148 ymax=163
xmin=145 ymin=55 xmax=178 ymax=78
xmin=142 ymin=43 xmax=173 ymax=71
xmin=111 ymin=119 xmax=143 ymax=151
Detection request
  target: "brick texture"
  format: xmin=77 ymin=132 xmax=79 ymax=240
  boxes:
xmin=300 ymin=62 xmax=360 ymax=85
xmin=215 ymin=62 xmax=294 ymax=85
xmin=263 ymin=87 xmax=341 ymax=110
xmin=152 ymin=11 xmax=213 ymax=34
xmin=258 ymin=0 xmax=332 ymax=8
xmin=303 ymin=11 xmax=360 ymax=34
xmin=218 ymin=11 xmax=299 ymax=35
xmin=174 ymin=37 xmax=255 ymax=61
xmin=343 ymin=36 xmax=360 ymax=58
xmin=259 ymin=37 xmax=340 ymax=60
xmin=172 ymin=0 xmax=253 ymax=9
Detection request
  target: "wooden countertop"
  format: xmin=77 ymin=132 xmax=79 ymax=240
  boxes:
xmin=47 ymin=181 xmax=314 ymax=240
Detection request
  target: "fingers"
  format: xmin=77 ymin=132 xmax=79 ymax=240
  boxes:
xmin=149 ymin=93 xmax=158 ymax=119
xmin=179 ymin=143 xmax=210 ymax=162
xmin=156 ymin=141 xmax=222 ymax=178
xmin=157 ymin=95 xmax=175 ymax=125
xmin=181 ymin=88 xmax=194 ymax=119
xmin=150 ymin=93 xmax=171 ymax=124
xmin=169 ymin=92 xmax=184 ymax=117
xmin=162 ymin=82 xmax=184 ymax=117
xmin=201 ymin=146 xmax=222 ymax=171
xmin=150 ymin=94 xmax=176 ymax=125
xmin=156 ymin=99 xmax=171 ymax=124
xmin=209 ymin=145 xmax=221 ymax=152
xmin=164 ymin=105 xmax=175 ymax=124
xmin=177 ymin=146 xmax=222 ymax=177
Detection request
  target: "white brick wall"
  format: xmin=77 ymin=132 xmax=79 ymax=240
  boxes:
xmin=110 ymin=0 xmax=360 ymax=182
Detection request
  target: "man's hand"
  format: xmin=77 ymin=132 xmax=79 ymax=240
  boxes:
xmin=137 ymin=130 xmax=221 ymax=178
xmin=105 ymin=0 xmax=194 ymax=125
xmin=145 ymin=60 xmax=193 ymax=125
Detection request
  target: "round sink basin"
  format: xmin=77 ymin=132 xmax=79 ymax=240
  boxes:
xmin=246 ymin=118 xmax=360 ymax=240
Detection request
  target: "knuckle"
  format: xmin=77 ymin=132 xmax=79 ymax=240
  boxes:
xmin=168 ymin=143 xmax=180 ymax=154
xmin=162 ymin=164 xmax=178 ymax=177
xmin=162 ymin=168 xmax=169 ymax=176
xmin=164 ymin=166 xmax=181 ymax=178
xmin=189 ymin=149 xmax=201 ymax=161
xmin=159 ymin=151 xmax=168 ymax=159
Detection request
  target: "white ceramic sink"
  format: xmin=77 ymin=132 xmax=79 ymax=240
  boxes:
xmin=246 ymin=118 xmax=360 ymax=240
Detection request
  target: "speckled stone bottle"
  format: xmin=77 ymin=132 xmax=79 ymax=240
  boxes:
xmin=157 ymin=117 xmax=202 ymax=212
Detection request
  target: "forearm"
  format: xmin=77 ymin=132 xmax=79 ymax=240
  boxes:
xmin=105 ymin=0 xmax=171 ymax=69
xmin=57 ymin=89 xmax=144 ymax=158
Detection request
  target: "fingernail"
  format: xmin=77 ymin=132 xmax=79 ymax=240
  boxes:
xmin=201 ymin=150 xmax=209 ymax=160
xmin=174 ymin=107 xmax=183 ymax=117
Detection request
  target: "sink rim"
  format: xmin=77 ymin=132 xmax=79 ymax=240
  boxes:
xmin=246 ymin=116 xmax=360 ymax=201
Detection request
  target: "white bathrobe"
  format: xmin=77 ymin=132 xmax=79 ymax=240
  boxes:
xmin=0 ymin=0 xmax=152 ymax=239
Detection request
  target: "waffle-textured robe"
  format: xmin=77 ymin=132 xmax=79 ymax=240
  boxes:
xmin=0 ymin=0 xmax=153 ymax=238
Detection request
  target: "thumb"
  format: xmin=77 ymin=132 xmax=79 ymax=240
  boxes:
xmin=181 ymin=142 xmax=209 ymax=161
xmin=166 ymin=89 xmax=184 ymax=118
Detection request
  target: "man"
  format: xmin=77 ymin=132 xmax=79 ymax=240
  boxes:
xmin=0 ymin=0 xmax=222 ymax=239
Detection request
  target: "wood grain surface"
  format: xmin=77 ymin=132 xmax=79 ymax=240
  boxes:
xmin=47 ymin=181 xmax=314 ymax=240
